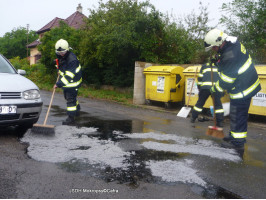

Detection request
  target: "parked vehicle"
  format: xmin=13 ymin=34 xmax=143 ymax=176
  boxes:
xmin=0 ymin=54 xmax=43 ymax=130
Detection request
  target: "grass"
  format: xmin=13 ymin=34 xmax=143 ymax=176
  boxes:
xmin=12 ymin=61 xmax=134 ymax=106
xmin=78 ymin=86 xmax=133 ymax=104
xmin=36 ymin=82 xmax=133 ymax=105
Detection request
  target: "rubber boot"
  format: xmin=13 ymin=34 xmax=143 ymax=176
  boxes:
xmin=223 ymin=133 xmax=233 ymax=142
xmin=76 ymin=104 xmax=81 ymax=117
xmin=198 ymin=116 xmax=209 ymax=122
xmin=62 ymin=115 xmax=75 ymax=125
xmin=190 ymin=117 xmax=196 ymax=123
xmin=221 ymin=140 xmax=244 ymax=150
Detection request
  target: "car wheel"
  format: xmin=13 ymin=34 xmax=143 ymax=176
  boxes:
xmin=17 ymin=123 xmax=34 ymax=135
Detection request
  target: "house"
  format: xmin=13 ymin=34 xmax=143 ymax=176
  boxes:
xmin=27 ymin=4 xmax=87 ymax=65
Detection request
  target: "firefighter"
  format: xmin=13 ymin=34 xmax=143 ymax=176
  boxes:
xmin=53 ymin=39 xmax=82 ymax=125
xmin=204 ymin=29 xmax=261 ymax=150
xmin=191 ymin=62 xmax=224 ymax=127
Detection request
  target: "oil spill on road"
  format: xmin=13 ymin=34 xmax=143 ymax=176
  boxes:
xmin=21 ymin=113 xmax=242 ymax=199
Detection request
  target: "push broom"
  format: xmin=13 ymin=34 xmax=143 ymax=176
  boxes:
xmin=206 ymin=64 xmax=224 ymax=138
xmin=31 ymin=61 xmax=60 ymax=134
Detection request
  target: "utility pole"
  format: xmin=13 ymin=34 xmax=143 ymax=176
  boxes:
xmin=26 ymin=24 xmax=29 ymax=58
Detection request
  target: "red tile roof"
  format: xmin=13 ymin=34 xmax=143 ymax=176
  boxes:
xmin=64 ymin=11 xmax=87 ymax=29
xmin=36 ymin=11 xmax=87 ymax=34
xmin=27 ymin=39 xmax=41 ymax=48
xmin=36 ymin=17 xmax=64 ymax=34
xmin=28 ymin=10 xmax=87 ymax=50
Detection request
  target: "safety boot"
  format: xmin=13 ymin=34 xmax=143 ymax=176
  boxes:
xmin=190 ymin=117 xmax=196 ymax=123
xmin=62 ymin=115 xmax=75 ymax=125
xmin=221 ymin=141 xmax=244 ymax=158
xmin=221 ymin=140 xmax=244 ymax=150
xmin=76 ymin=105 xmax=81 ymax=117
xmin=223 ymin=135 xmax=231 ymax=142
xmin=223 ymin=133 xmax=234 ymax=142
xmin=198 ymin=116 xmax=210 ymax=122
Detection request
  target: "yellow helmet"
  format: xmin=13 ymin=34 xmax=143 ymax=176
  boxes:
xmin=204 ymin=29 xmax=228 ymax=51
xmin=55 ymin=39 xmax=69 ymax=54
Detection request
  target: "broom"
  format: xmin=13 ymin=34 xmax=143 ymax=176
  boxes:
xmin=206 ymin=64 xmax=224 ymax=138
xmin=31 ymin=74 xmax=59 ymax=134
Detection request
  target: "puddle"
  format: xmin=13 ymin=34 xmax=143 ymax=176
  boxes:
xmin=123 ymin=132 xmax=241 ymax=162
xmin=21 ymin=114 xmax=243 ymax=198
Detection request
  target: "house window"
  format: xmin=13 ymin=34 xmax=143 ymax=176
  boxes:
xmin=35 ymin=54 xmax=41 ymax=63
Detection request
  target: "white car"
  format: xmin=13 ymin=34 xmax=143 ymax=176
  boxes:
xmin=0 ymin=54 xmax=43 ymax=130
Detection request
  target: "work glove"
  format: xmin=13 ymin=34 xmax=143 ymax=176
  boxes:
xmin=210 ymin=86 xmax=225 ymax=97
xmin=210 ymin=54 xmax=221 ymax=66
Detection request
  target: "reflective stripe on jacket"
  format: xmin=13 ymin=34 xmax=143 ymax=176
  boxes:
xmin=197 ymin=63 xmax=219 ymax=90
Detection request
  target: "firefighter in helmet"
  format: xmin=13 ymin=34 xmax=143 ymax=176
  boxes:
xmin=204 ymin=29 xmax=261 ymax=150
xmin=191 ymin=61 xmax=224 ymax=127
xmin=54 ymin=39 xmax=82 ymax=125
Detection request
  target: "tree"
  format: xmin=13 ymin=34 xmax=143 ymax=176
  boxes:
xmin=0 ymin=27 xmax=37 ymax=59
xmin=79 ymin=0 xmax=206 ymax=87
xmin=79 ymin=0 xmax=166 ymax=87
xmin=184 ymin=1 xmax=210 ymax=40
xmin=159 ymin=22 xmax=198 ymax=64
xmin=36 ymin=0 xmax=212 ymax=88
xmin=220 ymin=0 xmax=266 ymax=63
xmin=176 ymin=1 xmax=211 ymax=63
xmin=38 ymin=21 xmax=81 ymax=74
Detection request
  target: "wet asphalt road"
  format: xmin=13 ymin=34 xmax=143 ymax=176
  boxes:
xmin=0 ymin=90 xmax=266 ymax=199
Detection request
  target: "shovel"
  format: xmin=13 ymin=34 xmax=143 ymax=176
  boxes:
xmin=177 ymin=67 xmax=198 ymax=118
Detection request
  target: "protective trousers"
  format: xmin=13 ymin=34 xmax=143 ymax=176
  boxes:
xmin=192 ymin=89 xmax=224 ymax=124
xmin=63 ymin=88 xmax=80 ymax=117
xmin=228 ymin=97 xmax=251 ymax=147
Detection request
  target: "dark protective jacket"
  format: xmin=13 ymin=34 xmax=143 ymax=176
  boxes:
xmin=56 ymin=51 xmax=82 ymax=90
xmin=212 ymin=40 xmax=261 ymax=99
xmin=197 ymin=63 xmax=219 ymax=90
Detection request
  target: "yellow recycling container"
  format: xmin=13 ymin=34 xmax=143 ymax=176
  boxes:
xmin=183 ymin=65 xmax=230 ymax=108
xmin=248 ymin=65 xmax=266 ymax=116
xmin=143 ymin=66 xmax=185 ymax=107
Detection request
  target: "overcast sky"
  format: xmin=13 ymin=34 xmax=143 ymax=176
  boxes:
xmin=0 ymin=0 xmax=232 ymax=37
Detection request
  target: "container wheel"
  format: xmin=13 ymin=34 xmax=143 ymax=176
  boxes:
xmin=145 ymin=99 xmax=151 ymax=105
xmin=165 ymin=102 xmax=171 ymax=109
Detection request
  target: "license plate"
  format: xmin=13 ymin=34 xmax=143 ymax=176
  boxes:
xmin=0 ymin=106 xmax=17 ymax=114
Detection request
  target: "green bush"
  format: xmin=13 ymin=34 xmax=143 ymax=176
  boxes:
xmin=9 ymin=56 xmax=30 ymax=70
xmin=37 ymin=0 xmax=208 ymax=88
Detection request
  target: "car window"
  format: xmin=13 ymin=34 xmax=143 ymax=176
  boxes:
xmin=0 ymin=55 xmax=16 ymax=74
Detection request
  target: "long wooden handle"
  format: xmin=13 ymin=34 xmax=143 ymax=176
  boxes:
xmin=186 ymin=67 xmax=198 ymax=107
xmin=43 ymin=75 xmax=59 ymax=125
xmin=210 ymin=65 xmax=217 ymax=127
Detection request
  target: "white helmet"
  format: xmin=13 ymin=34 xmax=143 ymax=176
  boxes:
xmin=55 ymin=39 xmax=69 ymax=54
xmin=204 ymin=29 xmax=228 ymax=51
